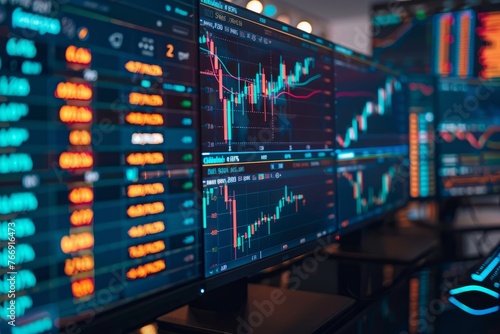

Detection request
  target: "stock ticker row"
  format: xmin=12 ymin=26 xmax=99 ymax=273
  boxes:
xmin=0 ymin=0 xmax=499 ymax=332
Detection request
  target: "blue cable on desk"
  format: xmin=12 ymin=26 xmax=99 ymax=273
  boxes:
xmin=449 ymin=285 xmax=500 ymax=316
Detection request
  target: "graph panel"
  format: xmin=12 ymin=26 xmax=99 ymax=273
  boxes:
xmin=203 ymin=161 xmax=336 ymax=276
xmin=337 ymin=155 xmax=409 ymax=229
xmin=200 ymin=1 xmax=336 ymax=278
xmin=437 ymin=79 xmax=500 ymax=197
xmin=334 ymin=51 xmax=408 ymax=151
xmin=200 ymin=5 xmax=334 ymax=153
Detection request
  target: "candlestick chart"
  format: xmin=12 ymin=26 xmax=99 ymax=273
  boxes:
xmin=200 ymin=30 xmax=334 ymax=153
xmin=437 ymin=79 xmax=500 ymax=196
xmin=203 ymin=169 xmax=336 ymax=276
xmin=336 ymin=77 xmax=402 ymax=148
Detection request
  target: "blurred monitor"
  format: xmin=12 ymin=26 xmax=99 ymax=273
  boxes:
xmin=334 ymin=47 xmax=410 ymax=233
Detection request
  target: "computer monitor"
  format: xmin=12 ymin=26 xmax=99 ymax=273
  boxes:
xmin=436 ymin=78 xmax=500 ymax=197
xmin=334 ymin=47 xmax=410 ymax=233
xmin=373 ymin=1 xmax=499 ymax=77
xmin=199 ymin=0 xmax=337 ymax=288
xmin=0 ymin=0 xmax=202 ymax=332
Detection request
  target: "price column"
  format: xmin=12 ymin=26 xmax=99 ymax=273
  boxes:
xmin=57 ymin=45 xmax=96 ymax=301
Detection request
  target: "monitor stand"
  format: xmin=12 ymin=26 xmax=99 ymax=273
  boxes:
xmin=330 ymin=218 xmax=438 ymax=264
xmin=157 ymin=278 xmax=355 ymax=334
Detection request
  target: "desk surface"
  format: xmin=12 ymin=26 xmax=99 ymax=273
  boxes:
xmin=130 ymin=204 xmax=500 ymax=334
xmin=132 ymin=255 xmax=500 ymax=333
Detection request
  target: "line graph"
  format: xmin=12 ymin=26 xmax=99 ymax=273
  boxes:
xmin=200 ymin=30 xmax=334 ymax=152
xmin=336 ymin=77 xmax=402 ymax=148
xmin=440 ymin=126 xmax=500 ymax=150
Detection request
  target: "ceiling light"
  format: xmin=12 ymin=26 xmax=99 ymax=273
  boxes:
xmin=297 ymin=21 xmax=313 ymax=33
xmin=246 ymin=0 xmax=264 ymax=13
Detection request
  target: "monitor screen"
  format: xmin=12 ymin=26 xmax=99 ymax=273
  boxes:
xmin=199 ymin=1 xmax=337 ymax=279
xmin=334 ymin=48 xmax=409 ymax=231
xmin=432 ymin=6 xmax=500 ymax=81
xmin=0 ymin=0 xmax=201 ymax=331
xmin=433 ymin=10 xmax=476 ymax=79
xmin=436 ymin=78 xmax=500 ymax=197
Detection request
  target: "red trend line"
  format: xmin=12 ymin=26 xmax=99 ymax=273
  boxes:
xmin=336 ymin=91 xmax=378 ymax=99
xmin=440 ymin=126 xmax=500 ymax=150
xmin=409 ymin=83 xmax=434 ymax=96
